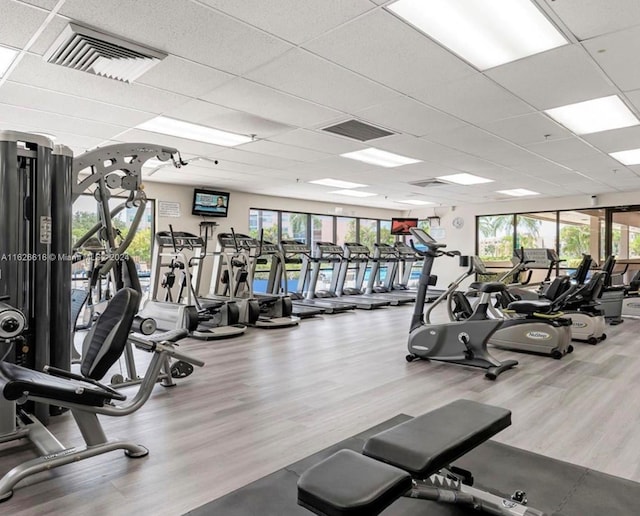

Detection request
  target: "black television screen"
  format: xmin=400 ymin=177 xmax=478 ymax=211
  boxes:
xmin=192 ymin=189 xmax=230 ymax=217
xmin=391 ymin=218 xmax=418 ymax=235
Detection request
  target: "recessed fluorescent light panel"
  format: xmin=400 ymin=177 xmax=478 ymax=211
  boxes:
xmin=398 ymin=199 xmax=434 ymax=205
xmin=340 ymin=147 xmax=421 ymax=168
xmin=497 ymin=188 xmax=540 ymax=197
xmin=0 ymin=45 xmax=18 ymax=77
xmin=309 ymin=178 xmax=367 ymax=188
xmin=609 ymin=148 xmax=640 ymax=166
xmin=437 ymin=173 xmax=493 ymax=185
xmin=544 ymin=95 xmax=639 ymax=135
xmin=136 ymin=116 xmax=252 ymax=146
xmin=388 ymin=0 xmax=566 ymax=70
xmin=329 ymin=190 xmax=378 ymax=197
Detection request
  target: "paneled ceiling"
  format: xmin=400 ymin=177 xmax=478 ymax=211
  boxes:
xmin=2 ymin=0 xmax=640 ymax=209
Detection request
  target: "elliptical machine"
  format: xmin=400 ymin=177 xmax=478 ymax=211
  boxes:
xmin=406 ymin=228 xmax=518 ymax=380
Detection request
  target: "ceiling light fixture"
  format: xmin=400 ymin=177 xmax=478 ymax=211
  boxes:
xmin=397 ymin=199 xmax=434 ymax=205
xmin=609 ymin=148 xmax=640 ymax=166
xmin=388 ymin=0 xmax=566 ymax=70
xmin=0 ymin=45 xmax=18 ymax=77
xmin=136 ymin=116 xmax=253 ymax=146
xmin=497 ymin=188 xmax=540 ymax=197
xmin=437 ymin=173 xmax=493 ymax=185
xmin=309 ymin=178 xmax=368 ymax=188
xmin=329 ymin=190 xmax=378 ymax=197
xmin=340 ymin=147 xmax=421 ymax=168
xmin=544 ymin=95 xmax=639 ymax=135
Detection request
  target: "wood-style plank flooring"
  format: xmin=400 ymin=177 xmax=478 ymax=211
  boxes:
xmin=1 ymin=302 xmax=639 ymax=515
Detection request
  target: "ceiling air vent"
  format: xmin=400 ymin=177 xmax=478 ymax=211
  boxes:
xmin=322 ymin=119 xmax=394 ymax=141
xmin=409 ymin=178 xmax=450 ymax=188
xmin=43 ymin=23 xmax=167 ymax=83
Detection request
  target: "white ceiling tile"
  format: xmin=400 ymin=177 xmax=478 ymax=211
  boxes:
xmin=114 ymin=128 xmax=228 ymax=158
xmin=200 ymin=78 xmax=343 ymax=128
xmin=486 ymin=44 xmax=615 ymax=110
xmin=355 ymin=96 xmax=467 ymax=137
xmin=25 ymin=14 xmax=67 ymax=55
xmin=0 ymin=0 xmax=48 ymax=48
xmin=546 ymin=0 xmax=640 ymax=40
xmin=16 ymin=0 xmax=59 ymax=9
xmin=525 ymin=137 xmax=604 ymax=163
xmin=304 ymin=9 xmax=475 ymax=92
xmin=411 ymin=74 xmax=534 ymax=124
xmin=281 ymin=155 xmax=379 ymax=176
xmin=562 ymin=154 xmax=628 ymax=175
xmin=584 ymin=26 xmax=640 ymax=92
xmin=9 ymin=54 xmax=191 ymax=113
xmin=481 ymin=113 xmax=572 ymax=145
xmin=136 ymin=56 xmax=233 ymax=97
xmin=0 ymin=103 xmax=126 ymax=139
xmin=268 ymin=129 xmax=366 ymax=154
xmin=237 ymin=140 xmax=331 ymax=162
xmin=58 ymin=0 xmax=293 ymax=75
xmin=0 ymin=81 xmax=153 ymax=127
xmin=245 ymin=48 xmax=398 ymax=112
xmin=199 ymin=0 xmax=374 ymax=44
xmin=583 ymin=125 xmax=640 ymax=153
xmin=214 ymin=147 xmax=305 ymax=169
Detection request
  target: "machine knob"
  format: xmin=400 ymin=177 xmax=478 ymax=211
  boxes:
xmin=1 ymin=318 xmax=19 ymax=333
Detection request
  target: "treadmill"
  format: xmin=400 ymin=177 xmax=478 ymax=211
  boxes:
xmin=366 ymin=243 xmax=415 ymax=302
xmin=279 ymin=240 xmax=355 ymax=314
xmin=309 ymin=242 xmax=389 ymax=310
xmin=338 ymin=242 xmax=413 ymax=305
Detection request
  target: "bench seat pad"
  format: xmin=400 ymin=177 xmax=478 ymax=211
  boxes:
xmin=363 ymin=400 xmax=511 ymax=477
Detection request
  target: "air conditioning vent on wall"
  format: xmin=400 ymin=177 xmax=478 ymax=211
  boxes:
xmin=43 ymin=23 xmax=167 ymax=83
xmin=409 ymin=178 xmax=450 ymax=188
xmin=322 ymin=119 xmax=394 ymax=141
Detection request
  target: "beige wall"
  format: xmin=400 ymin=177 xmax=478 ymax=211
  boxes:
xmin=142 ymin=181 xmax=403 ymax=295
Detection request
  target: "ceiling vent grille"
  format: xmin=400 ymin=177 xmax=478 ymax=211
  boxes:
xmin=409 ymin=178 xmax=450 ymax=188
xmin=43 ymin=23 xmax=167 ymax=83
xmin=322 ymin=119 xmax=394 ymax=141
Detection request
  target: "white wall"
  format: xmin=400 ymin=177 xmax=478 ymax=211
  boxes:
xmin=142 ymin=181 xmax=403 ymax=294
xmin=409 ymin=189 xmax=640 ymax=289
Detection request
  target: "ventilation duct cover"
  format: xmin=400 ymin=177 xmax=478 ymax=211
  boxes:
xmin=44 ymin=23 xmax=167 ymax=83
xmin=409 ymin=178 xmax=450 ymax=188
xmin=322 ymin=119 xmax=394 ymax=141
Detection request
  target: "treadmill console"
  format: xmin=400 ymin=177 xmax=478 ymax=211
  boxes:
xmin=280 ymin=241 xmax=310 ymax=254
xmin=315 ymin=243 xmax=344 ymax=256
xmin=394 ymin=241 xmax=418 ymax=257
xmin=373 ymin=243 xmax=397 ymax=259
xmin=218 ymin=232 xmax=256 ymax=250
xmin=261 ymin=241 xmax=280 ymax=254
xmin=344 ymin=243 xmax=370 ymax=255
xmin=156 ymin=231 xmax=204 ymax=248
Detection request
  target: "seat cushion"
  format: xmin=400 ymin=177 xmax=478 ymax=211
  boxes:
xmin=363 ymin=400 xmax=511 ymax=477
xmin=298 ymin=449 xmax=411 ymax=516
xmin=476 ymin=282 xmax=506 ymax=293
xmin=507 ymin=299 xmax=552 ymax=314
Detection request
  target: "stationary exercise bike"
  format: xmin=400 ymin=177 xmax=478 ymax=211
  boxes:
xmin=406 ymin=228 xmax=518 ymax=380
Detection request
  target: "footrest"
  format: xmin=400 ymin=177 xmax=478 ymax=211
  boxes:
xmin=297 ymin=449 xmax=412 ymax=516
xmin=363 ymin=400 xmax=511 ymax=477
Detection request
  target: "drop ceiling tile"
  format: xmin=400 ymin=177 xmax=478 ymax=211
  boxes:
xmin=9 ymin=54 xmax=191 ymax=113
xmin=304 ymin=9 xmax=475 ymax=92
xmin=486 ymin=45 xmax=614 ymax=110
xmin=410 ymin=73 xmax=534 ymax=124
xmin=214 ymin=147 xmax=304 ymax=169
xmin=201 ymin=78 xmax=343 ymax=128
xmin=525 ymin=137 xmax=604 ymax=163
xmin=17 ymin=0 xmax=59 ymax=9
xmin=245 ymin=48 xmax=398 ymax=112
xmin=0 ymin=104 xmax=125 ymax=140
xmin=25 ymin=14 xmax=67 ymax=55
xmin=58 ymin=0 xmax=293 ymax=75
xmin=546 ymin=0 xmax=640 ymax=40
xmin=136 ymin=56 xmax=233 ymax=97
xmin=0 ymin=0 xmax=48 ymax=48
xmin=584 ymin=25 xmax=640 ymax=92
xmin=114 ymin=128 xmax=228 ymax=158
xmin=355 ymin=96 xmax=467 ymax=137
xmin=583 ymin=125 xmax=640 ymax=153
xmin=0 ymin=81 xmax=153 ymax=127
xmin=563 ymin=154 xmax=627 ymax=175
xmin=199 ymin=0 xmax=374 ymax=44
xmin=268 ymin=129 xmax=366 ymax=154
xmin=482 ymin=113 xmax=572 ymax=145
xmin=238 ymin=140 xmax=331 ymax=162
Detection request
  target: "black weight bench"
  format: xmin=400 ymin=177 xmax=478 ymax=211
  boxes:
xmin=298 ymin=400 xmax=545 ymax=516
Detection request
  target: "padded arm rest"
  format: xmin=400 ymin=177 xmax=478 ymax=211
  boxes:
xmin=44 ymin=366 xmax=126 ymax=401
xmin=363 ymin=400 xmax=511 ymax=477
xmin=298 ymin=449 xmax=411 ymax=516
xmin=0 ymin=361 xmax=124 ymax=407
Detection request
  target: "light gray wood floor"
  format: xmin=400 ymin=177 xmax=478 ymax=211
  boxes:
xmin=1 ymin=303 xmax=639 ymax=515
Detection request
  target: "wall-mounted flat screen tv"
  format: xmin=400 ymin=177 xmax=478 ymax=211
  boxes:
xmin=192 ymin=188 xmax=230 ymax=217
xmin=390 ymin=218 xmax=418 ymax=235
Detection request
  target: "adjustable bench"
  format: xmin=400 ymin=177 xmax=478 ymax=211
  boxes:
xmin=298 ymin=400 xmax=546 ymax=516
